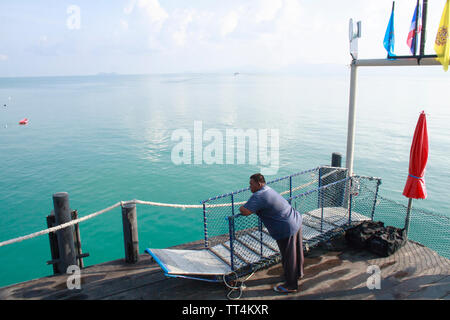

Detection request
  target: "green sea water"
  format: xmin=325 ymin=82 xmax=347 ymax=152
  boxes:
xmin=0 ymin=70 xmax=449 ymax=288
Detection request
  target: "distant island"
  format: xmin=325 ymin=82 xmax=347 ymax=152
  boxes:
xmin=96 ymin=72 xmax=119 ymax=76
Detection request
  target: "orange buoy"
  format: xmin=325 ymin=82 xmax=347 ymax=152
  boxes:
xmin=19 ymin=118 xmax=28 ymax=125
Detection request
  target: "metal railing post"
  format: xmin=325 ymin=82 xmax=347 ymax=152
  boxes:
xmin=320 ymin=191 xmax=324 ymax=233
xmin=202 ymin=203 xmax=208 ymax=248
xmin=259 ymin=218 xmax=263 ymax=258
xmin=231 ymin=194 xmax=235 ymax=216
xmin=289 ymin=175 xmax=292 ymax=204
xmin=228 ymin=216 xmax=235 ymax=271
xmin=371 ymin=179 xmax=381 ymax=221
xmin=348 ymin=178 xmax=353 ymax=224
xmin=318 ymin=167 xmax=322 ymax=209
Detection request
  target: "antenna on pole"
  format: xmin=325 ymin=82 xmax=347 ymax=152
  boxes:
xmin=349 ymin=19 xmax=361 ymax=60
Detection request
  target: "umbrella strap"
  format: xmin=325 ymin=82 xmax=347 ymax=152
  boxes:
xmin=409 ymin=174 xmax=423 ymax=180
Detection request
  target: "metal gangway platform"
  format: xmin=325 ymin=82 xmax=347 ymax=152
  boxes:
xmin=146 ymin=167 xmax=381 ymax=282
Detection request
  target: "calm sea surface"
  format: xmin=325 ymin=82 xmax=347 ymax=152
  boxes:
xmin=0 ymin=71 xmax=449 ymax=287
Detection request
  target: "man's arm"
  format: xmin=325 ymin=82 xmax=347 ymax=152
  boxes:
xmin=239 ymin=206 xmax=253 ymax=216
xmin=240 ymin=192 xmax=262 ymax=216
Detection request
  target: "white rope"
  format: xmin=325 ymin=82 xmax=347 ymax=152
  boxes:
xmin=0 ymin=169 xmax=341 ymax=248
xmin=223 ymin=271 xmax=255 ymax=300
xmin=132 ymin=199 xmax=204 ymax=209
xmin=280 ymin=169 xmax=338 ymax=196
xmin=0 ymin=202 xmax=122 ymax=248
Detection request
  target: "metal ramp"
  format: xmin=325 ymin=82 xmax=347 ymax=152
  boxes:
xmin=146 ymin=168 xmax=381 ymax=282
xmin=145 ymin=248 xmax=232 ymax=277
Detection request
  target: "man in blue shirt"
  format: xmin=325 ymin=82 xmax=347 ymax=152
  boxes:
xmin=240 ymin=173 xmax=304 ymax=293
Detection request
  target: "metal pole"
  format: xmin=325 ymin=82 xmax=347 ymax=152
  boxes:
xmin=202 ymin=203 xmax=208 ymax=248
xmin=355 ymin=57 xmax=440 ymax=66
xmin=259 ymin=218 xmax=263 ymax=258
xmin=317 ymin=167 xmax=322 ymax=209
xmin=405 ymin=198 xmax=413 ymax=236
xmin=345 ymin=56 xmax=439 ymax=178
xmin=419 ymin=0 xmax=428 ymax=56
xmin=320 ymin=189 xmax=324 ymax=233
xmin=228 ymin=217 xmax=235 ymax=271
xmin=413 ymin=0 xmax=420 ymax=56
xmin=289 ymin=175 xmax=292 ymax=204
xmin=348 ymin=179 xmax=353 ymax=224
xmin=345 ymin=60 xmax=358 ymax=177
xmin=231 ymin=194 xmax=235 ymax=215
xmin=371 ymin=180 xmax=381 ymax=221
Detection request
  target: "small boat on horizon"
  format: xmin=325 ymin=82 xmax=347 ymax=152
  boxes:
xmin=19 ymin=118 xmax=28 ymax=125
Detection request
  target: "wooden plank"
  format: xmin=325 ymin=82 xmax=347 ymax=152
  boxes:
xmin=1 ymin=234 xmax=448 ymax=300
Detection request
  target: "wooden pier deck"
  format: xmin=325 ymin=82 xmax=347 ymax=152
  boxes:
xmin=1 ymin=233 xmax=449 ymax=300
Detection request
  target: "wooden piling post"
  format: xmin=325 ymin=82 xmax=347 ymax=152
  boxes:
xmin=122 ymin=203 xmax=139 ymax=263
xmin=52 ymin=192 xmax=77 ymax=274
xmin=331 ymin=152 xmax=342 ymax=167
xmin=319 ymin=153 xmax=346 ymax=208
xmin=71 ymin=210 xmax=89 ymax=268
xmin=46 ymin=212 xmax=60 ymax=274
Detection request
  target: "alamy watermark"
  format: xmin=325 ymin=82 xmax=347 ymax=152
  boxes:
xmin=66 ymin=265 xmax=81 ymax=290
xmin=171 ymin=121 xmax=280 ymax=175
xmin=366 ymin=265 xmax=381 ymax=290
xmin=67 ymin=5 xmax=81 ymax=30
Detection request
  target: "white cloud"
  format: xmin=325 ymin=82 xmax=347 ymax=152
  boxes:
xmin=220 ymin=11 xmax=239 ymax=36
xmin=124 ymin=0 xmax=136 ymax=15
xmin=39 ymin=35 xmax=48 ymax=46
xmin=120 ymin=19 xmax=129 ymax=30
xmin=253 ymin=0 xmax=283 ymax=23
xmin=170 ymin=10 xmax=194 ymax=46
xmin=137 ymin=0 xmax=168 ymax=26
xmin=0 ymin=54 xmax=8 ymax=61
xmin=117 ymin=0 xmax=448 ymax=73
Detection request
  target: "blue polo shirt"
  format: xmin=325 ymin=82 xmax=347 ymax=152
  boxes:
xmin=243 ymin=185 xmax=302 ymax=240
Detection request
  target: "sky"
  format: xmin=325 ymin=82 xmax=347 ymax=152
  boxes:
xmin=0 ymin=0 xmax=448 ymax=77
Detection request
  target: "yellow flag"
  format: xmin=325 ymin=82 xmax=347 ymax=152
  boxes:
xmin=435 ymin=0 xmax=450 ymax=71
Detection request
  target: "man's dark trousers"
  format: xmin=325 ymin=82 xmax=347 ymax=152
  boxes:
xmin=276 ymin=226 xmax=304 ymax=290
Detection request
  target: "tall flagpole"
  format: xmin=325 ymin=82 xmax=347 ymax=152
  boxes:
xmin=419 ymin=0 xmax=428 ymax=56
xmin=413 ymin=0 xmax=420 ymax=56
xmin=346 ymin=60 xmax=358 ymax=177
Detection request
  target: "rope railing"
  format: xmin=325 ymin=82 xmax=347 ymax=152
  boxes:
xmin=0 ymin=168 xmax=344 ymax=248
xmin=0 ymin=200 xmax=207 ymax=248
xmin=0 ymin=202 xmax=122 ymax=248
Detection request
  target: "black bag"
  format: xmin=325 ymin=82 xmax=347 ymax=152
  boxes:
xmin=345 ymin=221 xmax=385 ymax=249
xmin=367 ymin=226 xmax=407 ymax=257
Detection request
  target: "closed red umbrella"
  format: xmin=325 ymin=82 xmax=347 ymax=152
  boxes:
xmin=402 ymin=111 xmax=428 ymax=235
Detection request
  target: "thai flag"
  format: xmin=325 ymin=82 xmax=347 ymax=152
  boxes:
xmin=407 ymin=1 xmax=422 ymax=55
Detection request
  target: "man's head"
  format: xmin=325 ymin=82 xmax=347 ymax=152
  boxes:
xmin=249 ymin=173 xmax=266 ymax=193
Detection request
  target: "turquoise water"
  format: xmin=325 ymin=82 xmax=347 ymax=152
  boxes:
xmin=0 ymin=70 xmax=449 ymax=288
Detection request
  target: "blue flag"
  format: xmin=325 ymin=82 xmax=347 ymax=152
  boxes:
xmin=383 ymin=3 xmax=396 ymax=57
